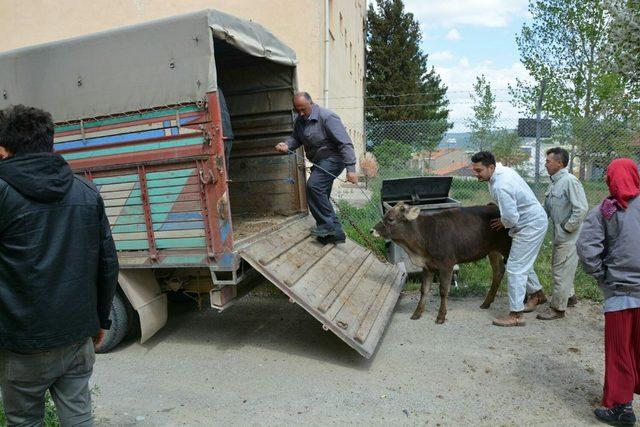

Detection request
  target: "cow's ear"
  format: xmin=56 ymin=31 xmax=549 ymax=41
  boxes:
xmin=405 ymin=206 xmax=420 ymax=221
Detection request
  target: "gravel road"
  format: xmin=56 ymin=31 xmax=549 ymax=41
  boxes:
xmin=92 ymin=290 xmax=617 ymax=426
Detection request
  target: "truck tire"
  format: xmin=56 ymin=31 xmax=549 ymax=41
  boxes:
xmin=95 ymin=291 xmax=130 ymax=353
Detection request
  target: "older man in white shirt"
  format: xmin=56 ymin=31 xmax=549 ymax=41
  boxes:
xmin=471 ymin=151 xmax=549 ymax=326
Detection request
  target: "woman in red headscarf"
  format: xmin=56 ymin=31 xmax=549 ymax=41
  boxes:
xmin=578 ymin=158 xmax=640 ymax=425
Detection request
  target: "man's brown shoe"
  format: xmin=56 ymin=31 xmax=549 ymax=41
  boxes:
xmin=536 ymin=307 xmax=565 ymax=320
xmin=567 ymin=295 xmax=578 ymax=307
xmin=492 ymin=311 xmax=526 ymax=327
xmin=523 ymin=290 xmax=547 ymax=313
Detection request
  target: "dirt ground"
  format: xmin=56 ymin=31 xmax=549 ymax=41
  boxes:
xmin=91 ymin=290 xmax=620 ymax=426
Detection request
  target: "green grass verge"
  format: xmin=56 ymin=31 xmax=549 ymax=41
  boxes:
xmin=400 ymin=232 xmax=601 ymax=301
xmin=337 ymin=177 xmax=603 ymax=303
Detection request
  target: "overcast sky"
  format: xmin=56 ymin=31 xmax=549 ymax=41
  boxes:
xmin=399 ymin=0 xmax=533 ymax=126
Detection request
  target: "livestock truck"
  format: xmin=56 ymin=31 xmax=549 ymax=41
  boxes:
xmin=0 ymin=9 xmax=405 ymax=358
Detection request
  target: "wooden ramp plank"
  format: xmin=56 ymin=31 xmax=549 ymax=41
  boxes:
xmin=296 ymin=244 xmax=370 ymax=308
xmin=239 ymin=215 xmax=406 ymax=359
xmin=354 ymin=267 xmax=398 ymax=344
xmin=250 ymin=219 xmax=313 ymax=265
xmin=330 ymin=264 xmax=389 ymax=336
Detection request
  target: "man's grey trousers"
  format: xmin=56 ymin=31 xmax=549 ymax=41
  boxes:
xmin=550 ymin=240 xmax=579 ymax=311
xmin=0 ymin=338 xmax=95 ymax=427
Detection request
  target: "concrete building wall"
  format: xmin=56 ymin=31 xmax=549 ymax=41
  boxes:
xmin=325 ymin=0 xmax=367 ymax=159
xmin=0 ymin=0 xmax=365 ymax=156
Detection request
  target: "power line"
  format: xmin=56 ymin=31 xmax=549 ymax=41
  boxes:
xmin=320 ymin=88 xmax=512 ymax=101
xmin=329 ymin=100 xmax=516 ymax=110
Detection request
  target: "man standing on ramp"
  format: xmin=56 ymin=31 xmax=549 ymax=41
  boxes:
xmin=275 ymin=92 xmax=358 ymax=245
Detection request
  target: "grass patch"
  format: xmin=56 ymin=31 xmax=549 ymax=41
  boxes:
xmin=0 ymin=391 xmax=59 ymax=426
xmin=338 ymin=187 xmax=602 ymax=302
xmin=450 ymin=235 xmax=601 ymax=302
xmin=336 ymin=175 xmax=604 ymax=303
xmin=43 ymin=392 xmax=60 ymax=426
xmin=402 ymin=243 xmax=601 ymax=302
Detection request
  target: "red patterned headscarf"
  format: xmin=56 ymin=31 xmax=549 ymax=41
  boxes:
xmin=601 ymin=158 xmax=640 ymax=219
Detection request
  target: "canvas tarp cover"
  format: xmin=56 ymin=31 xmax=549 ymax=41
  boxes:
xmin=0 ymin=9 xmax=297 ymax=123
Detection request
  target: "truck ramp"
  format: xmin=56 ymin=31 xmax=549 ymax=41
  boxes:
xmin=238 ymin=215 xmax=406 ymax=358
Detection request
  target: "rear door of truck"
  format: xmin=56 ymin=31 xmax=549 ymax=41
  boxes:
xmin=54 ymin=101 xmax=233 ymax=269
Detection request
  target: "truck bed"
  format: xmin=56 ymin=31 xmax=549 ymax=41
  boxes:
xmin=232 ymin=214 xmax=292 ymax=241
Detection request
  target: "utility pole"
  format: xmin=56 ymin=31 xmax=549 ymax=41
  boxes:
xmin=534 ymin=80 xmax=547 ymax=185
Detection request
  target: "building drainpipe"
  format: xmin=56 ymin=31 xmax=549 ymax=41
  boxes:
xmin=324 ymin=0 xmax=330 ymax=108
xmin=362 ymin=5 xmax=367 ymax=151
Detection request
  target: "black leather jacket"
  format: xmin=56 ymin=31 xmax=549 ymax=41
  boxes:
xmin=0 ymin=153 xmax=118 ymax=350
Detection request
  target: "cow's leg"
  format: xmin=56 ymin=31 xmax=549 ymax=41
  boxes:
xmin=436 ymin=267 xmax=454 ymax=324
xmin=481 ymin=251 xmax=506 ymax=309
xmin=411 ymin=268 xmax=434 ymax=320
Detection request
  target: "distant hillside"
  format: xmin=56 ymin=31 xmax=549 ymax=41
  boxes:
xmin=438 ymin=132 xmax=472 ymax=150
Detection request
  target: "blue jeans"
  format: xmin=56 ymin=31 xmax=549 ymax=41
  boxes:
xmin=306 ymin=157 xmax=345 ymax=235
xmin=0 ymin=338 xmax=95 ymax=426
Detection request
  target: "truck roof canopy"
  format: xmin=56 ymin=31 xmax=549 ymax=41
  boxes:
xmin=0 ymin=9 xmax=297 ymax=123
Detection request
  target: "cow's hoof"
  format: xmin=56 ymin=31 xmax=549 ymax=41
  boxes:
xmin=435 ymin=317 xmax=446 ymax=324
xmin=410 ymin=313 xmax=422 ymax=320
xmin=480 ymin=302 xmax=491 ymax=309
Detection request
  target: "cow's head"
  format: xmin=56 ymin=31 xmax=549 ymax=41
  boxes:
xmin=371 ymin=201 xmax=421 ymax=240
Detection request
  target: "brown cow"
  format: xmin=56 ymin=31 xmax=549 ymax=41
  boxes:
xmin=371 ymin=202 xmax=511 ymax=323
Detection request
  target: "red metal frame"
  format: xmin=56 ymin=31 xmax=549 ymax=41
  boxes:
xmin=137 ymin=165 xmax=159 ymax=261
xmin=196 ymin=158 xmax=216 ymax=259
xmin=203 ymin=92 xmax=234 ymax=260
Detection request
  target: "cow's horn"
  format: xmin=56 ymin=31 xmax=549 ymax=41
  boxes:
xmin=383 ymin=201 xmax=393 ymax=210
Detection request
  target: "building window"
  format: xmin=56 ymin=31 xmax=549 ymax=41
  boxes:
xmin=339 ymin=12 xmax=343 ymax=37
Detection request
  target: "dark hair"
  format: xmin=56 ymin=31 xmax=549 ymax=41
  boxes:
xmin=471 ymin=151 xmax=496 ymax=167
xmin=546 ymin=147 xmax=569 ymax=167
xmin=0 ymin=105 xmax=54 ymax=155
xmin=293 ymin=91 xmax=313 ymax=103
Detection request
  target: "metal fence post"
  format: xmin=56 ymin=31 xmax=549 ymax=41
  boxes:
xmin=534 ymin=80 xmax=547 ymax=186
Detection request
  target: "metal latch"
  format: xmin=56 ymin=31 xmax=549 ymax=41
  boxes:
xmin=199 ymin=168 xmax=216 ymax=185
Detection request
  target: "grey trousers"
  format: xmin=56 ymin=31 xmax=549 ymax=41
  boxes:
xmin=0 ymin=338 xmax=95 ymax=427
xmin=306 ymin=157 xmax=345 ymax=235
xmin=549 ymin=241 xmax=579 ymax=311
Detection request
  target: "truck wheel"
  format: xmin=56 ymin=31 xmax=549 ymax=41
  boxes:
xmin=95 ymin=291 xmax=131 ymax=353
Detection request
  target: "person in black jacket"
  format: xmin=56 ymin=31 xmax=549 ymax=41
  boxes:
xmin=0 ymin=105 xmax=118 ymax=426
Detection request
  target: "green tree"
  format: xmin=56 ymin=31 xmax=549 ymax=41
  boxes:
xmin=371 ymin=139 xmax=414 ymax=172
xmin=468 ymin=75 xmax=500 ymax=151
xmin=491 ymin=129 xmax=530 ymax=167
xmin=550 ymin=114 xmax=637 ymax=179
xmin=366 ymin=0 xmax=451 ymax=153
xmin=606 ymin=0 xmax=640 ymax=102
xmin=509 ymin=0 xmax=636 ymax=178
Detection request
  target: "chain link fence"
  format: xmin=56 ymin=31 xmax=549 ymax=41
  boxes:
xmin=332 ymin=116 xmax=640 ymax=297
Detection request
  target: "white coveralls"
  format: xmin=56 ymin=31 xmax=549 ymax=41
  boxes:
xmin=490 ymin=164 xmax=549 ymax=312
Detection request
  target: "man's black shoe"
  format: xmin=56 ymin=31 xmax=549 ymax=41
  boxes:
xmin=594 ymin=403 xmax=636 ymax=425
xmin=310 ymin=227 xmax=335 ymax=237
xmin=317 ymin=234 xmax=346 ymax=245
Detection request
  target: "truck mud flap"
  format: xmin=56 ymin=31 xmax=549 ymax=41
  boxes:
xmin=238 ymin=216 xmax=406 ymax=359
